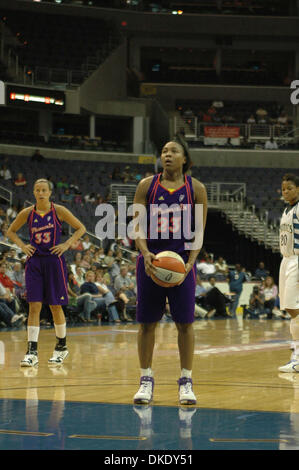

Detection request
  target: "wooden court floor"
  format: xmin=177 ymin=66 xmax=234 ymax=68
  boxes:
xmin=1 ymin=317 xmax=299 ymax=450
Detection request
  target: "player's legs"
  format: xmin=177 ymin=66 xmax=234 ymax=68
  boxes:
xmin=20 ymin=301 xmax=42 ymax=367
xmin=168 ymin=267 xmax=197 ymax=404
xmin=176 ymin=322 xmax=194 ymax=371
xmin=138 ymin=322 xmax=159 ymax=369
xmin=278 ymin=257 xmax=299 ymax=372
xmin=48 ymin=305 xmax=69 ymax=366
xmin=134 ymin=256 xmax=165 ymax=404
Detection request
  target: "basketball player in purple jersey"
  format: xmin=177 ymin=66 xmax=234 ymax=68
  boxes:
xmin=133 ymin=138 xmax=207 ymax=405
xmin=7 ymin=179 xmax=86 ymax=367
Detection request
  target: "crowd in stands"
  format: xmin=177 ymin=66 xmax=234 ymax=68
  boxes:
xmin=0 ymin=218 xmax=286 ymax=329
xmin=178 ymin=100 xmax=292 ymax=128
xmin=0 ymin=150 xmax=288 ymax=329
xmin=195 ymin=251 xmax=286 ymax=321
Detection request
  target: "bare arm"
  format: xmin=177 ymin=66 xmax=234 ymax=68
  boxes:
xmin=184 ymin=178 xmax=208 ymax=273
xmin=50 ymin=205 xmax=86 ymax=256
xmin=6 ymin=207 xmax=36 ymax=257
xmin=133 ymin=176 xmax=157 ymax=276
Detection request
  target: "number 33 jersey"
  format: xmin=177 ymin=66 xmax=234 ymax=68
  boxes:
xmin=146 ymin=173 xmax=195 ymax=256
xmin=280 ymin=201 xmax=299 ymax=257
xmin=27 ymin=202 xmax=62 ymax=255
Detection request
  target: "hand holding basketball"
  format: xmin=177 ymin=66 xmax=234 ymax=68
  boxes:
xmin=176 ymin=262 xmax=192 ymax=285
xmin=143 ymin=251 xmax=158 ymax=276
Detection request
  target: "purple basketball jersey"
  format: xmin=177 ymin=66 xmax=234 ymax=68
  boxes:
xmin=27 ymin=202 xmax=62 ymax=255
xmin=146 ymin=173 xmax=195 ymax=257
xmin=135 ymin=174 xmax=197 ymax=324
xmin=25 ymin=202 xmax=68 ymax=305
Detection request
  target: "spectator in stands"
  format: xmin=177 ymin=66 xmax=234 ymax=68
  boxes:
xmin=10 ymin=262 xmax=25 ymax=297
xmin=114 ymin=265 xmax=136 ymax=299
xmin=80 ymin=253 xmax=92 ymax=270
xmin=0 ymin=261 xmax=15 ymax=293
xmin=56 ymin=177 xmax=69 ymax=190
xmin=277 ymin=111 xmax=288 ymax=126
xmin=214 ymin=256 xmax=228 ymax=280
xmin=254 ymin=261 xmax=269 ymax=280
xmin=31 ymin=149 xmax=45 ymax=162
xmin=67 ymin=272 xmax=96 ymax=323
xmin=80 ymin=270 xmax=120 ymax=322
xmin=122 ymin=166 xmax=133 ymax=184
xmin=61 ymin=188 xmax=74 ymax=203
xmin=104 ymin=248 xmax=116 ymax=269
xmin=245 ymin=285 xmax=265 ymax=319
xmin=74 ymin=266 xmax=85 ymax=286
xmin=82 ymin=234 xmax=92 ymax=250
xmin=212 ymin=99 xmax=224 ymax=109
xmin=0 ymin=290 xmax=24 ymax=328
xmin=0 ymin=264 xmax=17 ymax=314
xmin=247 ymin=114 xmax=256 ymax=124
xmin=6 ymin=205 xmax=18 ymax=223
xmin=84 ymin=192 xmax=96 ymax=204
xmin=0 ymin=208 xmax=6 ymax=227
xmin=111 ymin=166 xmax=121 ymax=181
xmin=70 ymin=237 xmax=84 ymax=251
xmin=14 ymin=173 xmax=27 ymax=187
xmin=260 ymin=275 xmax=278 ymax=319
xmin=264 ymin=137 xmax=278 ymax=150
xmin=256 ymin=106 xmax=268 ymax=119
xmin=197 ymin=256 xmax=216 ymax=279
xmin=0 ymin=164 xmax=12 ymax=181
xmin=228 ymin=263 xmax=249 ymax=317
xmin=183 ymin=107 xmax=194 ymax=117
xmin=201 ymin=276 xmax=229 ymax=318
xmin=195 ymin=276 xmax=215 ymax=318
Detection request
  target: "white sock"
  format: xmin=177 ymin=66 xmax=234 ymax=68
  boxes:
xmin=181 ymin=368 xmax=192 ymax=378
xmin=54 ymin=323 xmax=66 ymax=339
xmin=141 ymin=368 xmax=153 ymax=377
xmin=27 ymin=326 xmax=40 ymax=343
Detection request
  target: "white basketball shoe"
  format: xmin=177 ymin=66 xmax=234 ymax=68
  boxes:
xmin=48 ymin=347 xmax=69 ymax=366
xmin=20 ymin=351 xmax=38 ymax=367
xmin=133 ymin=376 xmax=154 ymax=404
xmin=178 ymin=377 xmax=197 ymax=405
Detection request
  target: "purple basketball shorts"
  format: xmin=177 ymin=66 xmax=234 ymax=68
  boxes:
xmin=136 ymin=254 xmax=196 ymax=324
xmin=25 ymin=254 xmax=69 ymax=305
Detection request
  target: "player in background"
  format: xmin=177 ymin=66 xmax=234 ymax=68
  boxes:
xmin=278 ymin=174 xmax=299 ymax=372
xmin=7 ymin=179 xmax=86 ymax=367
xmin=132 ymin=137 xmax=207 ymax=405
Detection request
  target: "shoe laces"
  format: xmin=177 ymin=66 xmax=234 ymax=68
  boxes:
xmin=179 ymin=378 xmax=193 ymax=395
xmin=139 ymin=378 xmax=153 ymax=394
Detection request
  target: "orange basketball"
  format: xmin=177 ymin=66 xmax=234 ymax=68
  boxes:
xmin=151 ymin=251 xmax=186 ymax=287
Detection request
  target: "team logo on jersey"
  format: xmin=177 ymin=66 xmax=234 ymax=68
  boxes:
xmin=34 ymin=219 xmax=38 ymax=223
xmin=47 ymin=216 xmax=51 ymax=221
xmin=158 ymin=196 xmax=164 ymax=201
xmin=61 ymin=296 xmax=64 ymax=300
xmin=179 ymin=194 xmax=185 ymax=202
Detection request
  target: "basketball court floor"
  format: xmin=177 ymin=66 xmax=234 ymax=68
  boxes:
xmin=0 ymin=317 xmax=299 ymax=451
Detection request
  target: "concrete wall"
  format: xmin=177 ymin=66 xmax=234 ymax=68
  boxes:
xmin=1 ymin=142 xmax=298 ymax=169
xmin=189 ymin=148 xmax=299 ymax=168
xmin=142 ymin=83 xmax=292 ymax=111
xmin=80 ymin=42 xmax=127 ymax=114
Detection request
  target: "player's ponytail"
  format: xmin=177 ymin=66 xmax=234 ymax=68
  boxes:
xmin=174 ymin=133 xmax=192 ymax=173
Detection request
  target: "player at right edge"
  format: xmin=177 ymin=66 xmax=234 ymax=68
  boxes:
xmin=278 ymin=173 xmax=299 ymax=372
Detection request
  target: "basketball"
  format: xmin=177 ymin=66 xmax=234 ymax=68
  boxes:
xmin=151 ymin=251 xmax=186 ymax=287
